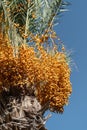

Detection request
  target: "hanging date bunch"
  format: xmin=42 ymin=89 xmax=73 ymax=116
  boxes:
xmin=0 ymin=0 xmax=72 ymax=130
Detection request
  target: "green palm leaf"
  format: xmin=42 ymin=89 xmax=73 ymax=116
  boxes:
xmin=0 ymin=0 xmax=68 ymax=48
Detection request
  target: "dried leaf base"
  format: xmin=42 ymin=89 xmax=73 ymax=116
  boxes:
xmin=0 ymin=88 xmax=50 ymax=130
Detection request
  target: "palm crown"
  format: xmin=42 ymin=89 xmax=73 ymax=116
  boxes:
xmin=0 ymin=0 xmax=72 ymax=130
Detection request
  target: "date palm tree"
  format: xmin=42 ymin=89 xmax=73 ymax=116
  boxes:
xmin=0 ymin=0 xmax=72 ymax=130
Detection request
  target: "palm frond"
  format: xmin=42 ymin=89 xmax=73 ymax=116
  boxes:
xmin=0 ymin=0 xmax=69 ymax=46
xmin=1 ymin=0 xmax=68 ymax=35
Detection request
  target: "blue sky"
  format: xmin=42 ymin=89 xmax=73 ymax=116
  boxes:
xmin=46 ymin=0 xmax=87 ymax=130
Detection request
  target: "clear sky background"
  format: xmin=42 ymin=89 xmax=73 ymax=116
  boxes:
xmin=46 ymin=0 xmax=87 ymax=130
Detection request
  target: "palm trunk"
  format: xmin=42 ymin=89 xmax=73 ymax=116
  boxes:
xmin=0 ymin=87 xmax=51 ymax=130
